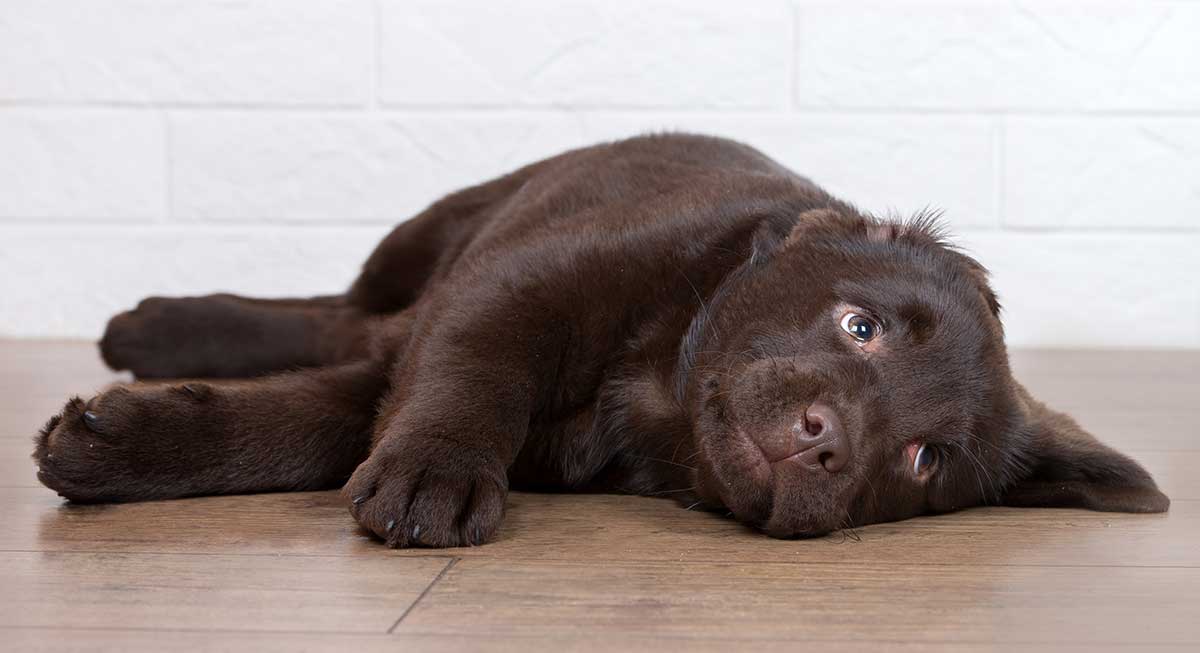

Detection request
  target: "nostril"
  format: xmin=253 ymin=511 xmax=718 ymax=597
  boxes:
xmin=818 ymin=444 xmax=848 ymax=473
xmin=803 ymin=413 xmax=825 ymax=437
xmin=794 ymin=402 xmax=851 ymax=473
xmin=799 ymin=402 xmax=839 ymax=440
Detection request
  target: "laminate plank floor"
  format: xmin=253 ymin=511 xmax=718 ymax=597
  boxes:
xmin=1 ymin=341 xmax=1197 ymax=651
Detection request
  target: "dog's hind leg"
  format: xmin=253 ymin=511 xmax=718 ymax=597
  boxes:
xmin=99 ymin=166 xmax=534 ymax=380
xmin=100 ymin=293 xmax=375 ymax=379
xmin=33 ymin=359 xmax=389 ymax=503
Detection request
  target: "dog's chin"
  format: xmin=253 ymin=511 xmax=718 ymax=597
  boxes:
xmin=755 ymin=511 xmax=846 ymax=540
xmin=694 ymin=426 xmax=851 ymax=539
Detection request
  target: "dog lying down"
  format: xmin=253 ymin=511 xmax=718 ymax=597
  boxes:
xmin=34 ymin=133 xmax=1168 ymax=547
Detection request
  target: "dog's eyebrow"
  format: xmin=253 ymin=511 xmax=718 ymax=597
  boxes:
xmin=897 ymin=303 xmax=937 ymax=338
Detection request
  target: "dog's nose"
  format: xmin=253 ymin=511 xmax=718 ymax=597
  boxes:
xmin=793 ymin=402 xmax=850 ymax=473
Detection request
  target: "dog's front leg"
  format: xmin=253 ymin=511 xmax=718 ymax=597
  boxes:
xmin=342 ymin=290 xmax=563 ymax=549
xmin=34 ymin=360 xmax=388 ymax=502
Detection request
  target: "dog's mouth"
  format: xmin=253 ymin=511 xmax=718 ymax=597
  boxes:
xmin=693 ymin=422 xmax=853 ymax=539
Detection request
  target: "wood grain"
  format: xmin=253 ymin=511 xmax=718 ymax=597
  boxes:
xmin=0 ymin=340 xmax=120 ymax=440
xmin=400 ymin=559 xmax=1200 ymax=645
xmin=3 ymin=489 xmax=1195 ymax=567
xmin=2 ymin=341 xmax=1198 ymax=651
xmin=0 ymin=551 xmax=451 ymax=633
xmin=11 ymin=629 xmax=1190 ymax=653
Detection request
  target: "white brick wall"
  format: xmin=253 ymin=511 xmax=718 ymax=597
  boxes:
xmin=1 ymin=0 xmax=1197 ymax=348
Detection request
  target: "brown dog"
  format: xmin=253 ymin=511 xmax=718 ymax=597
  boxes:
xmin=33 ymin=134 xmax=1169 ymax=547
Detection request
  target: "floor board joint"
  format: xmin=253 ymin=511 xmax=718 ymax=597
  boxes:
xmin=387 ymin=556 xmax=460 ymax=634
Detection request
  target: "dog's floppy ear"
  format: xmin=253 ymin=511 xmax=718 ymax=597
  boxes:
xmin=748 ymin=208 xmax=860 ymax=263
xmin=781 ymin=208 xmax=886 ymax=249
xmin=1001 ymin=383 xmax=1169 ymax=513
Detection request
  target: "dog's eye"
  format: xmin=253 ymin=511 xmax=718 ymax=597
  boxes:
xmin=840 ymin=313 xmax=880 ymax=342
xmin=913 ymin=443 xmax=938 ymax=476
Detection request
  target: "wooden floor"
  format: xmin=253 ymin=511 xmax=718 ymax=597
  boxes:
xmin=1 ymin=341 xmax=1198 ymax=652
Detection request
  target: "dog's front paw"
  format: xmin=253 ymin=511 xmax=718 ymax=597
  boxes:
xmin=343 ymin=438 xmax=507 ymax=548
xmin=33 ymin=384 xmax=212 ymax=502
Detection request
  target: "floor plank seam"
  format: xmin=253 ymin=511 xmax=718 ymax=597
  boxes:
xmin=387 ymin=556 xmax=460 ymax=634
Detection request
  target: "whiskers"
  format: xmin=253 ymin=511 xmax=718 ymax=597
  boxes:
xmin=950 ymin=438 xmax=1002 ymax=503
xmin=640 ymin=485 xmax=697 ymax=497
xmin=860 ymin=474 xmax=880 ymax=515
xmin=627 ymin=454 xmax=697 ymax=473
xmin=836 ymin=508 xmax=862 ymax=543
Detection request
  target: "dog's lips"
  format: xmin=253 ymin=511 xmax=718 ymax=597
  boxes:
xmin=694 ymin=426 xmax=774 ymax=522
xmin=727 ymin=428 xmax=774 ymax=482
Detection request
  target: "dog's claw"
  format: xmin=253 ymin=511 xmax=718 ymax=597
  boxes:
xmin=411 ymin=524 xmax=421 ymax=542
xmin=352 ymin=495 xmax=368 ymax=505
xmin=180 ymin=384 xmax=207 ymax=400
xmin=82 ymin=411 xmax=102 ymax=432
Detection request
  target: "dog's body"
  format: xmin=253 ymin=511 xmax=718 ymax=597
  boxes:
xmin=34 ymin=134 xmax=1168 ymax=547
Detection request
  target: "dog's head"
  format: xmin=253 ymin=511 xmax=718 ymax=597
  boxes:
xmin=680 ymin=208 xmax=1168 ymax=537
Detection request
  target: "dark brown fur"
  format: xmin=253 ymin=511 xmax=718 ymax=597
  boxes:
xmin=34 ymin=134 xmax=1169 ymax=547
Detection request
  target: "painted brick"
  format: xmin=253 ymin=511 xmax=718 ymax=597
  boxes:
xmin=4 ymin=225 xmax=1194 ymax=349
xmin=0 ymin=1 xmax=1195 ymax=346
xmin=0 ymin=110 xmax=165 ymax=220
xmin=597 ymin=114 xmax=999 ymax=229
xmin=169 ymin=112 xmax=600 ymax=222
xmin=0 ymin=0 xmax=371 ymax=105
xmin=957 ymin=231 xmax=1200 ymax=349
xmin=0 ymin=226 xmax=389 ymax=338
xmin=1004 ymin=118 xmax=1200 ymax=229
xmin=795 ymin=1 xmax=1200 ymax=111
xmin=379 ymin=0 xmax=792 ymax=108
xmin=171 ymin=112 xmax=996 ymax=228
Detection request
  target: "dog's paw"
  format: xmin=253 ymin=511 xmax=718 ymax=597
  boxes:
xmin=100 ymin=297 xmax=193 ymax=378
xmin=100 ymin=295 xmax=242 ymax=378
xmin=343 ymin=438 xmax=507 ymax=548
xmin=33 ymin=384 xmax=212 ymax=502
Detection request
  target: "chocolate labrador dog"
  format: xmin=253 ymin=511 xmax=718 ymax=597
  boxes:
xmin=34 ymin=134 xmax=1168 ymax=547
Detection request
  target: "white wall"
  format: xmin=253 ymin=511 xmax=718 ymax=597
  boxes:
xmin=1 ymin=0 xmax=1198 ymax=348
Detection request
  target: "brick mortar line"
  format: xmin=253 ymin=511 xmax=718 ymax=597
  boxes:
xmin=788 ymin=2 xmax=801 ymax=112
xmin=369 ymin=0 xmax=382 ymax=112
xmin=995 ymin=116 xmax=1007 ymax=227
xmin=161 ymin=109 xmax=173 ymax=224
